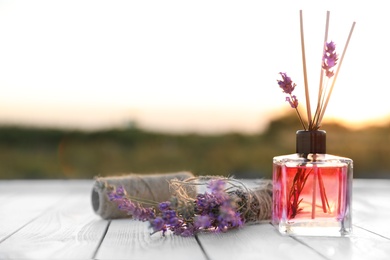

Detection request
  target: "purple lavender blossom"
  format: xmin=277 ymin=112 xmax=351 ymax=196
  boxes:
xmin=152 ymin=217 xmax=165 ymax=231
xmin=173 ymin=223 xmax=195 ymax=237
xmin=107 ymin=185 xmax=126 ymax=200
xmin=322 ymin=41 xmax=338 ymax=78
xmin=208 ymin=179 xmax=225 ymax=193
xmin=162 ymin=210 xmax=179 ymax=226
xmin=277 ymin=72 xmax=296 ymax=94
xmin=152 ymin=201 xmax=183 ymax=236
xmin=195 ymin=215 xmax=212 ymax=229
xmin=286 ymin=95 xmax=298 ymax=108
xmin=217 ymin=204 xmax=243 ymax=230
xmin=277 ymin=73 xmax=300 ymax=109
xmin=158 ymin=201 xmax=171 ymax=211
xmin=195 ymin=179 xmax=243 ymax=233
xmin=107 ymin=186 xmax=155 ymax=221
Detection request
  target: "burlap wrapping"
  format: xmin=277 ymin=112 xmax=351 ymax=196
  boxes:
xmin=92 ymin=171 xmax=195 ymax=219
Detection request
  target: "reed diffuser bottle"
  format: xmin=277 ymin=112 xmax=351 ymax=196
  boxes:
xmin=272 ymin=130 xmax=353 ymax=236
xmin=272 ymin=10 xmax=355 ymax=236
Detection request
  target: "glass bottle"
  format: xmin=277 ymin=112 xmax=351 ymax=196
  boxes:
xmin=272 ymin=130 xmax=353 ymax=236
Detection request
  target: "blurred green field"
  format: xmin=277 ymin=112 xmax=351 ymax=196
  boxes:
xmin=0 ymin=114 xmax=389 ymax=179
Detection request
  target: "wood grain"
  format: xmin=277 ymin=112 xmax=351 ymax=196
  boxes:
xmin=0 ymin=180 xmax=109 ymax=259
xmin=197 ymin=223 xmax=326 ymax=260
xmin=96 ymin=219 xmax=206 ymax=260
xmin=294 ymin=226 xmax=390 ymax=260
xmin=353 ymin=179 xmax=390 ymax=238
xmin=0 ymin=180 xmax=73 ymax=242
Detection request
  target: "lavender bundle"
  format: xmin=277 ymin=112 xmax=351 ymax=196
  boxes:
xmin=106 ymin=176 xmax=272 ymax=237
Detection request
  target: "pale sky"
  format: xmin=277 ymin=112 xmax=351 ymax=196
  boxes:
xmin=0 ymin=0 xmax=388 ymax=133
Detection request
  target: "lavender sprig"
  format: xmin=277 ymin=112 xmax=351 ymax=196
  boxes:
xmin=311 ymin=41 xmax=339 ymax=128
xmin=277 ymin=72 xmax=306 ymax=130
xmin=322 ymin=41 xmax=338 ymax=78
xmin=107 ymin=186 xmax=156 ymax=221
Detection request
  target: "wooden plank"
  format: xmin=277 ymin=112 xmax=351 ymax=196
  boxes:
xmin=352 ymin=179 xmax=390 ymax=239
xmin=294 ymin=226 xmax=390 ymax=260
xmin=0 ymin=180 xmax=63 ymax=205
xmin=0 ymin=181 xmax=75 ymax=242
xmin=95 ymin=219 xmax=206 ymax=260
xmin=0 ymin=180 xmax=109 ymax=259
xmin=197 ymin=223 xmax=326 ymax=260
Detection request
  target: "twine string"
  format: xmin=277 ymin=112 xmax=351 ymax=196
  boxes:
xmin=169 ymin=176 xmax=273 ymax=222
xmin=134 ymin=174 xmax=158 ymax=203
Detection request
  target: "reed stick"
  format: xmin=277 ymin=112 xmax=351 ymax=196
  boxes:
xmin=300 ymin=10 xmax=311 ymax=128
xmin=318 ymin=21 xmax=356 ymax=125
xmin=311 ymin=12 xmax=331 ymax=218
xmin=312 ymin=11 xmax=330 ymax=130
xmin=311 ymin=166 xmax=318 ymax=219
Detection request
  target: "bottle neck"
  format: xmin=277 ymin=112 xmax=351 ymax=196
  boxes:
xmin=296 ymin=130 xmax=326 ymax=155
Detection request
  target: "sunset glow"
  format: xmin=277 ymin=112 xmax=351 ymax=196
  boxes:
xmin=0 ymin=0 xmax=388 ymax=133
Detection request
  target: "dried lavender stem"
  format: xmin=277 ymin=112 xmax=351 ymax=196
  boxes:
xmin=295 ymin=107 xmax=307 ymax=131
xmin=318 ymin=21 xmax=356 ymax=125
xmin=300 ymin=10 xmax=311 ymax=128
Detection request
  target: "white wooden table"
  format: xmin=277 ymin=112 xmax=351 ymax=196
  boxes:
xmin=0 ymin=179 xmax=389 ymax=260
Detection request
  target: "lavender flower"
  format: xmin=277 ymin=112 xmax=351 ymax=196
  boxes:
xmin=277 ymin=73 xmax=299 ymax=108
xmin=107 ymin=186 xmax=155 ymax=221
xmin=276 ymin=72 xmax=306 ymax=129
xmin=208 ymin=179 xmax=225 ymax=192
xmin=217 ymin=203 xmax=243 ymax=231
xmin=159 ymin=201 xmax=171 ymax=211
xmin=286 ymin=95 xmax=298 ymax=108
xmin=162 ymin=209 xmax=179 ymax=226
xmin=195 ymin=215 xmax=211 ymax=229
xmin=152 ymin=217 xmax=165 ymax=231
xmin=195 ymin=179 xmax=243 ymax=232
xmin=277 ymin=72 xmax=296 ymax=94
xmin=322 ymin=41 xmax=338 ymax=78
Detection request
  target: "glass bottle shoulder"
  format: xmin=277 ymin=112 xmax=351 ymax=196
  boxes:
xmin=273 ymin=153 xmax=353 ymax=166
